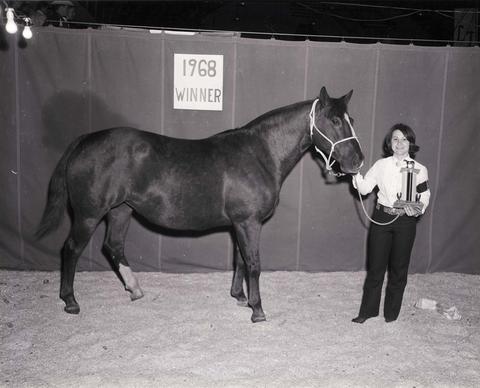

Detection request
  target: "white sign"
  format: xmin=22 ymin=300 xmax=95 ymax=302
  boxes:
xmin=173 ymin=54 xmax=224 ymax=111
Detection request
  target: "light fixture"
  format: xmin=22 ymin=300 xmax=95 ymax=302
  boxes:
xmin=3 ymin=6 xmax=34 ymax=38
xmin=5 ymin=7 xmax=17 ymax=34
xmin=22 ymin=17 xmax=32 ymax=39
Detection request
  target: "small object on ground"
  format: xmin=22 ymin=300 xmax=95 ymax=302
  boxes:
xmin=415 ymin=298 xmax=438 ymax=310
xmin=440 ymin=306 xmax=462 ymax=321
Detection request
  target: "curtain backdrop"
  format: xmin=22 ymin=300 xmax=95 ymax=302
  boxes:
xmin=1 ymin=27 xmax=479 ymax=274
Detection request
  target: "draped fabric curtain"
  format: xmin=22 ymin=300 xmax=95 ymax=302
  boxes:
xmin=1 ymin=27 xmax=479 ymax=274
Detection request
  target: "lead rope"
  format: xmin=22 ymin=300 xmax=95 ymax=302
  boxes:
xmin=354 ymin=183 xmax=400 ymax=226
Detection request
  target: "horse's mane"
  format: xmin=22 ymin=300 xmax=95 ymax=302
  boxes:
xmin=213 ymin=100 xmax=311 ymax=138
xmin=243 ymin=100 xmax=309 ymax=128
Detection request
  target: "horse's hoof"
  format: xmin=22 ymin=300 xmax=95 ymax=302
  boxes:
xmin=251 ymin=312 xmax=267 ymax=323
xmin=129 ymin=289 xmax=144 ymax=301
xmin=237 ymin=299 xmax=249 ymax=307
xmin=233 ymin=295 xmax=248 ymax=307
xmin=64 ymin=304 xmax=80 ymax=314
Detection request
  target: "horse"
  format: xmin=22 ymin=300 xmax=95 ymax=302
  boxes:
xmin=36 ymin=87 xmax=364 ymax=322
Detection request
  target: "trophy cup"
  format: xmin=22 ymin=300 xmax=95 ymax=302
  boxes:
xmin=393 ymin=160 xmax=423 ymax=213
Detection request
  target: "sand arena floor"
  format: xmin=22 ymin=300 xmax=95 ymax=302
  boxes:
xmin=1 ymin=270 xmax=479 ymax=387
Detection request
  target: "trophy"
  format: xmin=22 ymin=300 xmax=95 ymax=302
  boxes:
xmin=393 ymin=160 xmax=423 ymax=213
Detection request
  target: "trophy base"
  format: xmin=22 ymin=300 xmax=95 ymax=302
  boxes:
xmin=393 ymin=200 xmax=423 ymax=212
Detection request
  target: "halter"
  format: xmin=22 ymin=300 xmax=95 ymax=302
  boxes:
xmin=309 ymin=99 xmax=395 ymax=225
xmin=309 ymin=98 xmax=360 ymax=176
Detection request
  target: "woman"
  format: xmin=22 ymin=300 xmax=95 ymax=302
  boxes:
xmin=352 ymin=123 xmax=430 ymax=323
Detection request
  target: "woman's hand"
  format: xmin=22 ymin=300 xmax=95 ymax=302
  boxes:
xmin=404 ymin=203 xmax=423 ymax=217
xmin=351 ymin=173 xmax=361 ymax=189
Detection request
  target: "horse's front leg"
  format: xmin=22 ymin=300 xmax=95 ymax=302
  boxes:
xmin=230 ymin=242 xmax=248 ymax=306
xmin=233 ymin=220 xmax=266 ymax=323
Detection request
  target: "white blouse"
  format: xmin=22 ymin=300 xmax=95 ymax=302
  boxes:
xmin=353 ymin=156 xmax=430 ymax=213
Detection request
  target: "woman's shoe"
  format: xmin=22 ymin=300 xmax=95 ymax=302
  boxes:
xmin=351 ymin=316 xmax=368 ymax=324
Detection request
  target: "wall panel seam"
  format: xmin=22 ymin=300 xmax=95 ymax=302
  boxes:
xmin=227 ymin=37 xmax=238 ymax=270
xmin=87 ymin=32 xmax=93 ymax=269
xmin=361 ymin=46 xmax=381 ymax=264
xmin=428 ymin=50 xmax=449 ymax=272
xmin=158 ymin=36 xmax=166 ymax=271
xmin=295 ymin=42 xmax=309 ymax=271
xmin=15 ymin=38 xmax=24 ymax=269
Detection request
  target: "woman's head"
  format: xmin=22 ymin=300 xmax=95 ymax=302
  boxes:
xmin=383 ymin=123 xmax=419 ymax=159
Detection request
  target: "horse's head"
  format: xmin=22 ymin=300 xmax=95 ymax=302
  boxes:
xmin=309 ymin=87 xmax=364 ymax=175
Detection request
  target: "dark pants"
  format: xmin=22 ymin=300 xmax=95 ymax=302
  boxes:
xmin=357 ymin=206 xmax=417 ymax=320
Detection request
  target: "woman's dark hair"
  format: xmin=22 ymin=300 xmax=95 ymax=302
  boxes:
xmin=383 ymin=123 xmax=419 ymax=158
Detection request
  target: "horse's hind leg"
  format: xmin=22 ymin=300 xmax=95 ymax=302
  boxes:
xmin=233 ymin=219 xmax=266 ymax=323
xmin=230 ymin=242 xmax=248 ymax=306
xmin=60 ymin=217 xmax=98 ymax=314
xmin=103 ymin=204 xmax=144 ymax=301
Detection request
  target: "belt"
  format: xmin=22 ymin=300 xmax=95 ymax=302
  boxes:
xmin=376 ymin=203 xmax=405 ymax=216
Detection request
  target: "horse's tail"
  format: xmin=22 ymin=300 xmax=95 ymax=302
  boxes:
xmin=36 ymin=135 xmax=86 ymax=239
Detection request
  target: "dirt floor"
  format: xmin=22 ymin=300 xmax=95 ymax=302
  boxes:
xmin=1 ymin=270 xmax=479 ymax=387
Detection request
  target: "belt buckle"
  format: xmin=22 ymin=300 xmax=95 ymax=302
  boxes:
xmin=381 ymin=204 xmax=403 ymax=216
xmin=388 ymin=207 xmax=403 ymax=216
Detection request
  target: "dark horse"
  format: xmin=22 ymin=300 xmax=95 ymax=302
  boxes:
xmin=37 ymin=87 xmax=364 ymax=322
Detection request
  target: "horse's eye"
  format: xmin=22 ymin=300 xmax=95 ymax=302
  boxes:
xmin=332 ymin=117 xmax=341 ymax=126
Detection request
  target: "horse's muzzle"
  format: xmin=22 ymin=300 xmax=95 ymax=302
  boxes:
xmin=341 ymin=157 xmax=364 ymax=175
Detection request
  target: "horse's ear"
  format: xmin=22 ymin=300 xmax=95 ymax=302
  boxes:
xmin=343 ymin=89 xmax=353 ymax=105
xmin=319 ymin=87 xmax=330 ymax=106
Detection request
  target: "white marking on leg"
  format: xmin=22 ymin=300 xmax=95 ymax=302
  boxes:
xmin=119 ymin=263 xmax=144 ymax=300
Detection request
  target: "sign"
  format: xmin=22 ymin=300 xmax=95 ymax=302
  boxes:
xmin=173 ymin=54 xmax=224 ymax=111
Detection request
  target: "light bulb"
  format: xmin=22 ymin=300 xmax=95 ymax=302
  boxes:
xmin=23 ymin=25 xmax=32 ymax=39
xmin=5 ymin=8 xmax=18 ymax=34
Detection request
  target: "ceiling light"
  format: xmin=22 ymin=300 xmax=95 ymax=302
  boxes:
xmin=5 ymin=8 xmax=18 ymax=34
